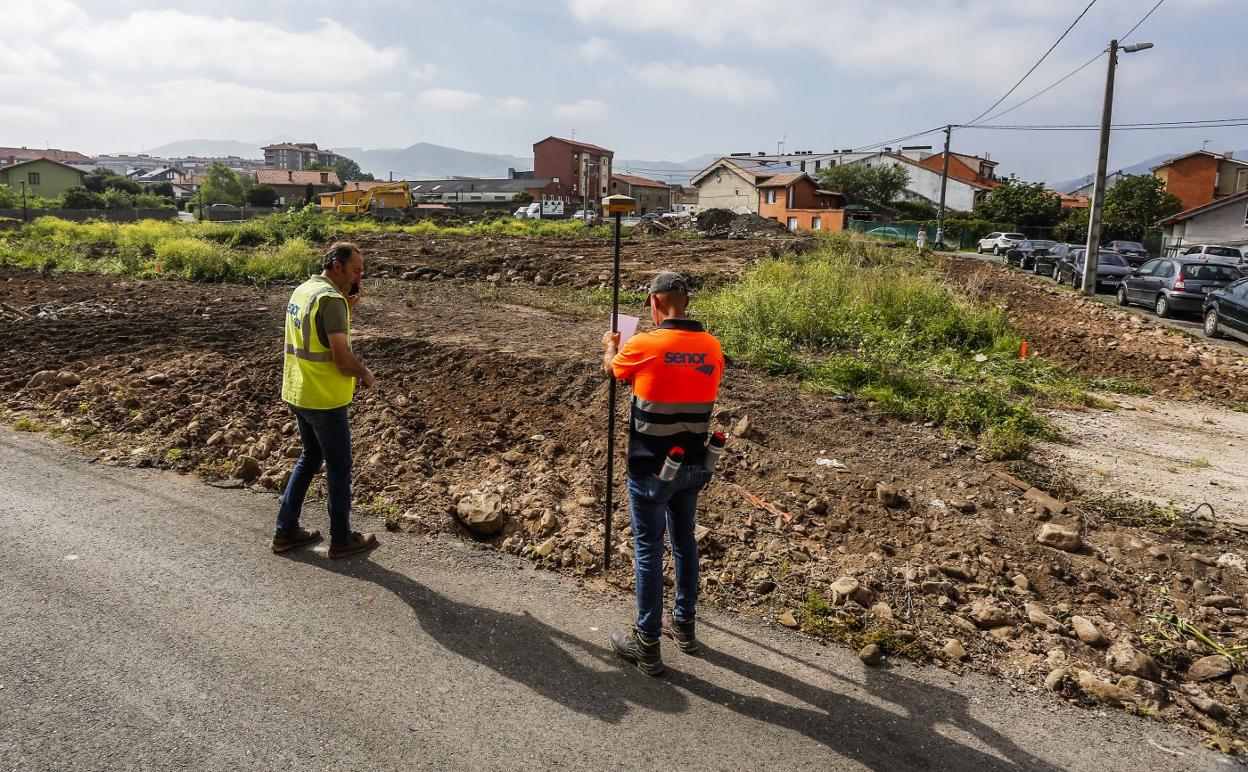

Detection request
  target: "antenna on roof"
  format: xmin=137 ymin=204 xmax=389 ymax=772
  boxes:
xmin=1202 ymin=138 xmax=1212 ymax=151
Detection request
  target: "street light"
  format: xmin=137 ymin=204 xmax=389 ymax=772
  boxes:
xmin=19 ymin=180 xmax=27 ymax=223
xmin=1082 ymin=39 xmax=1153 ymax=295
xmin=600 ymin=192 xmax=636 ymax=573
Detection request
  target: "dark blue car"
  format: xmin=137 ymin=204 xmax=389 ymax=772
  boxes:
xmin=1203 ymin=277 xmax=1248 ymax=340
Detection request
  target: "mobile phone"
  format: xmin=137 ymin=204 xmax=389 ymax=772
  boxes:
xmin=349 ymin=282 xmax=360 ymax=296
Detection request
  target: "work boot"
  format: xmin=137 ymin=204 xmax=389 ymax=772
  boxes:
xmin=610 ymin=627 xmax=664 ymax=676
xmin=271 ymin=527 xmax=322 ymax=553
xmin=662 ymin=613 xmax=700 ymax=655
xmin=327 ymin=531 xmax=379 ymax=559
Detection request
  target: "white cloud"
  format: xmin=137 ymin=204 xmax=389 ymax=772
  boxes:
xmin=575 ymin=36 xmax=616 ymax=63
xmin=638 ymin=62 xmax=776 ymax=103
xmin=6 ymin=0 xmax=87 ymax=35
xmin=56 ymin=11 xmax=406 ymax=86
xmin=568 ymin=0 xmax=1107 ymax=92
xmin=490 ymin=97 xmax=529 ymax=116
xmin=416 ymin=88 xmax=486 ymax=110
xmin=551 ymin=99 xmax=607 ymax=122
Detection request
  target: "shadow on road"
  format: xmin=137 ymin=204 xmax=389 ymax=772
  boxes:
xmin=290 ymin=553 xmax=1057 ymax=770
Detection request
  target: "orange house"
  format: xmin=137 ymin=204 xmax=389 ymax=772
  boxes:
xmin=757 ymin=173 xmax=847 ymax=232
xmin=1152 ymin=150 xmax=1248 ymax=211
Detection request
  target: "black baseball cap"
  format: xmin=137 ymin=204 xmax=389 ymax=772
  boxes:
xmin=644 ymin=272 xmax=689 ymax=306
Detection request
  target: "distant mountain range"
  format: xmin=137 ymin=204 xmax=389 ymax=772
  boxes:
xmin=133 ymin=138 xmax=720 ymax=185
xmin=1052 ymin=148 xmax=1248 ymax=192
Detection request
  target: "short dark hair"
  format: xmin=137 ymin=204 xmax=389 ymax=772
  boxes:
xmin=323 ymin=241 xmax=360 ymax=270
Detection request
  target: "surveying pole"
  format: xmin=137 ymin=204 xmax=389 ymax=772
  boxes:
xmin=600 ymin=193 xmax=635 ymax=572
xmin=1082 ymin=39 xmax=1153 ymax=295
xmin=935 ymin=124 xmax=952 ymax=250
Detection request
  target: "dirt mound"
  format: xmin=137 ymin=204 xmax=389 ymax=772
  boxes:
xmin=947 ymin=255 xmax=1248 ymax=403
xmin=7 ymin=251 xmax=1248 ymax=750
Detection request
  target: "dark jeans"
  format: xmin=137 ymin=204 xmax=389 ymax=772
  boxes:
xmin=627 ymin=464 xmax=712 ymax=641
xmin=275 ymin=404 xmax=353 ymax=545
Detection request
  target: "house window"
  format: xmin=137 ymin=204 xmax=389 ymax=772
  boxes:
xmin=765 ymin=189 xmax=777 ymax=204
xmin=734 ymin=188 xmax=739 ymax=196
xmin=470 ymin=194 xmax=481 ymax=200
xmin=814 ymin=160 xmax=821 ymax=171
xmin=787 ymin=217 xmax=798 ymax=231
xmin=812 ymin=216 xmax=822 ymax=230
xmin=27 ymin=172 xmax=39 ymax=184
xmin=800 ymin=161 xmax=806 ymax=172
xmin=1244 ymin=202 xmax=1248 ymax=227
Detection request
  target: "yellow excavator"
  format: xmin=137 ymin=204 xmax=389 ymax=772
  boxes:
xmin=318 ymin=182 xmax=415 ymax=220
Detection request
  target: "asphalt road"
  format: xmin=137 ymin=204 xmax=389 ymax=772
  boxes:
xmin=956 ymin=250 xmax=1248 ymax=355
xmin=0 ymin=429 xmax=1235 ymax=771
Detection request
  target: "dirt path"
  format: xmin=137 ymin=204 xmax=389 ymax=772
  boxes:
xmin=1039 ymin=397 xmax=1248 ymax=526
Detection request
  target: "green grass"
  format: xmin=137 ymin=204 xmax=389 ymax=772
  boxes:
xmin=0 ymin=211 xmax=622 ymax=284
xmin=695 ymin=232 xmax=1117 ymax=458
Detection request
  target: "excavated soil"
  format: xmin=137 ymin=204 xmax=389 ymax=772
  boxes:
xmin=8 ymin=233 xmax=1248 ymax=753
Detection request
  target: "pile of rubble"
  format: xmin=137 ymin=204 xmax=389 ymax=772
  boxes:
xmin=631 ymin=208 xmax=796 ymax=240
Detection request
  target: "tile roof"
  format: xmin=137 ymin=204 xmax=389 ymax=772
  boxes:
xmin=343 ymin=180 xmax=391 ymax=191
xmin=1152 ymin=150 xmax=1248 ymax=171
xmin=756 ymin=172 xmax=809 ymax=188
xmin=262 ymin=143 xmax=321 ymax=151
xmin=0 ymin=157 xmax=87 ymax=175
xmin=1158 ymin=190 xmax=1248 ymax=225
xmin=611 ymin=173 xmax=669 ymax=189
xmin=254 ymin=168 xmax=341 ymax=186
xmin=0 ymin=146 xmax=94 ymax=164
xmin=535 ymin=136 xmax=613 ymax=155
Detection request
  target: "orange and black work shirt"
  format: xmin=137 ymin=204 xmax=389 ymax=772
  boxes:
xmin=611 ymin=318 xmax=724 ymax=475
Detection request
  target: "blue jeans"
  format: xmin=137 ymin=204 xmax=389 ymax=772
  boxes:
xmin=627 ymin=464 xmax=712 ymax=641
xmin=275 ymin=404 xmax=353 ymax=545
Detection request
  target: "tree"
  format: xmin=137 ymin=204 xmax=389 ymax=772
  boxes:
xmin=331 ymin=156 xmax=373 ymax=183
xmin=973 ymin=179 xmax=1063 ymax=227
xmin=0 ymin=184 xmax=19 ymax=208
xmin=62 ymin=186 xmax=106 ymax=209
xmin=83 ymin=167 xmax=116 ymax=193
xmin=198 ymin=161 xmax=246 ymax=205
xmin=303 ymin=183 xmax=315 ymax=205
xmin=151 ymin=181 xmax=175 ymax=198
xmin=890 ymin=199 xmax=937 ymax=220
xmin=1103 ymin=175 xmax=1182 ymax=227
xmin=247 ymin=184 xmax=278 ymax=207
xmin=103 ymin=176 xmax=143 ymax=194
xmin=302 ymin=161 xmax=328 ymax=171
xmin=815 ymin=163 xmax=909 ymax=205
xmin=511 ymin=191 xmax=534 ymax=204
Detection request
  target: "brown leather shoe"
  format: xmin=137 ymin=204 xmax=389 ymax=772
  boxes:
xmin=271 ymin=527 xmax=322 ymax=553
xmin=327 ymin=531 xmax=379 ymax=559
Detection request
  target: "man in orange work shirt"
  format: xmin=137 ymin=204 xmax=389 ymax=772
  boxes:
xmin=601 ymin=272 xmax=724 ymax=675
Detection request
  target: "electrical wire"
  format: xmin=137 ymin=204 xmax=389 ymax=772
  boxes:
xmin=972 ymin=0 xmax=1167 ymax=126
xmin=967 ymin=119 xmax=1248 ymax=131
xmin=850 ymin=126 xmax=947 ymax=153
xmin=964 ymin=0 xmax=1099 ymax=126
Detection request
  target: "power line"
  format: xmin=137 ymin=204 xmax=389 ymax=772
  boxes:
xmin=972 ymin=0 xmax=1166 ymax=125
xmin=966 ymin=120 xmax=1248 ymax=131
xmin=964 ymin=0 xmax=1099 ymax=126
xmin=850 ymin=126 xmax=946 ymax=153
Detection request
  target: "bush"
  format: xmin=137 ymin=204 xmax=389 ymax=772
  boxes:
xmin=154 ymin=238 xmax=230 ymax=281
xmin=247 ymin=184 xmax=278 ymax=207
xmin=62 ymin=187 xmax=107 ymax=209
xmin=694 ymin=234 xmax=1090 ymax=455
xmin=243 ymin=238 xmax=317 ymax=282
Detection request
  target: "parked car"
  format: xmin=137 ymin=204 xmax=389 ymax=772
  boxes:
xmin=1117 ymin=257 xmax=1242 ymax=318
xmin=866 ymin=226 xmax=907 ymax=240
xmin=1104 ymin=240 xmax=1150 ymax=266
xmin=1202 ymin=278 xmax=1248 ymax=340
xmin=1035 ymin=243 xmax=1081 ymax=276
xmin=1177 ymin=244 xmax=1245 ymax=266
xmin=1003 ymin=239 xmax=1057 ymax=270
xmin=977 ymin=232 xmax=1027 ymax=255
xmin=1054 ymin=250 xmax=1132 ymax=292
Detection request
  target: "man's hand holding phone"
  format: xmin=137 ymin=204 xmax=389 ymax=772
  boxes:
xmin=347 ymin=279 xmax=362 ymax=312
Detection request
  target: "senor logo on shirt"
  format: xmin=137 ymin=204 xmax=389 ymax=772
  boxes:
xmin=664 ymin=352 xmax=716 ymax=376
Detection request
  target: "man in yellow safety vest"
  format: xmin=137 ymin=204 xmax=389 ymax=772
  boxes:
xmin=271 ymin=241 xmax=378 ymax=558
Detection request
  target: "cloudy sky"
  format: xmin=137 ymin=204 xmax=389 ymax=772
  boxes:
xmin=4 ymin=0 xmax=1246 ymax=182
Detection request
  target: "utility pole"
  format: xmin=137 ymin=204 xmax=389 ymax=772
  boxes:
xmin=935 ymin=124 xmax=952 ymax=250
xmin=20 ymin=181 xmax=27 ymax=223
xmin=1082 ymin=39 xmax=1152 ymax=295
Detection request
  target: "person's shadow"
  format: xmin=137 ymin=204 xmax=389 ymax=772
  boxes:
xmin=289 ymin=554 xmax=1060 ymax=770
xmin=283 ymin=550 xmax=686 ymax=723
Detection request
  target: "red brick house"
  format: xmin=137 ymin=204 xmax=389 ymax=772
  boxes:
xmin=757 ymin=173 xmax=847 ymax=232
xmin=254 ymin=168 xmax=341 ymax=205
xmin=1152 ymin=150 xmax=1248 ymax=211
xmin=533 ymin=136 xmax=613 ymax=212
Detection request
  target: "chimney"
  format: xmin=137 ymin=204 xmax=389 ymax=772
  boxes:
xmin=1226 ymin=151 xmax=1235 ymax=160
xmin=6 ymin=155 xmax=13 ymax=166
xmin=508 ymin=167 xmax=515 ymax=179
xmin=287 ymin=170 xmax=293 ymax=181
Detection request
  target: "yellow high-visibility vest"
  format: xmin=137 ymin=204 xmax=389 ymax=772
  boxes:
xmin=281 ymin=276 xmax=355 ymax=409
